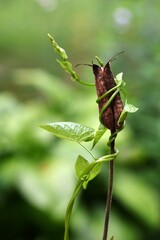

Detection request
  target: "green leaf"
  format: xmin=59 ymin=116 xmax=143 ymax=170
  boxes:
xmin=118 ymin=101 xmax=139 ymax=124
xmin=88 ymin=163 xmax=102 ymax=181
xmin=82 ymin=163 xmax=102 ymax=189
xmin=116 ymin=72 xmax=123 ymax=81
xmin=82 ymin=181 xmax=88 ymax=189
xmin=48 ymin=34 xmax=68 ymax=60
xmin=91 ymin=123 xmax=107 ymax=149
xmin=125 ymin=103 xmax=139 ymax=113
xmin=75 ymin=155 xmax=102 ymax=189
xmin=115 ymin=72 xmax=126 ymax=87
xmin=75 ymin=155 xmax=89 ymax=178
xmin=40 ymin=122 xmax=95 ymax=142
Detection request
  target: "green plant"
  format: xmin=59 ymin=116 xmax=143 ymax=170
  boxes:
xmin=40 ymin=34 xmax=138 ymax=240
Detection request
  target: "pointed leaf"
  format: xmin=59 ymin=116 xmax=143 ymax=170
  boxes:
xmin=124 ymin=103 xmax=139 ymax=113
xmin=82 ymin=163 xmax=102 ymax=189
xmin=91 ymin=124 xmax=107 ymax=149
xmin=115 ymin=72 xmax=126 ymax=87
xmin=40 ymin=122 xmax=95 ymax=142
xmin=75 ymin=155 xmax=89 ymax=178
xmin=82 ymin=181 xmax=88 ymax=189
xmin=88 ymin=163 xmax=102 ymax=181
xmin=118 ymin=101 xmax=139 ymax=124
xmin=116 ymin=72 xmax=123 ymax=81
xmin=115 ymin=72 xmax=123 ymax=85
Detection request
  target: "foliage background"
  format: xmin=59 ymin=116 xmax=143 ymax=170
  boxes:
xmin=0 ymin=0 xmax=159 ymax=239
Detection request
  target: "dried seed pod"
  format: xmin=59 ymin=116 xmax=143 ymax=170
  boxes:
xmin=104 ymin=62 xmax=124 ymax=130
xmin=93 ymin=61 xmax=124 ymax=131
xmin=93 ymin=64 xmax=115 ymax=131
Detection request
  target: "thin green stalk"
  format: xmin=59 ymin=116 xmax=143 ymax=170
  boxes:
xmin=78 ymin=142 xmax=96 ymax=160
xmin=64 ymin=150 xmax=118 ymax=240
xmin=64 ymin=180 xmax=83 ymax=240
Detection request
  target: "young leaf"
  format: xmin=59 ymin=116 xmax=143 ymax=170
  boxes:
xmin=91 ymin=123 xmax=107 ymax=149
xmin=82 ymin=163 xmax=102 ymax=189
xmin=75 ymin=156 xmax=103 ymax=190
xmin=118 ymin=101 xmax=139 ymax=124
xmin=125 ymin=102 xmax=139 ymax=113
xmin=115 ymin=72 xmax=126 ymax=87
xmin=40 ymin=122 xmax=95 ymax=142
xmin=88 ymin=162 xmax=102 ymax=181
xmin=115 ymin=72 xmax=123 ymax=82
xmin=75 ymin=155 xmax=89 ymax=178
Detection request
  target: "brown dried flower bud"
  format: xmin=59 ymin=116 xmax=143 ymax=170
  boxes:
xmin=93 ymin=61 xmax=124 ymax=131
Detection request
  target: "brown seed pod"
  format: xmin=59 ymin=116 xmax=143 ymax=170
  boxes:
xmin=93 ymin=61 xmax=124 ymax=131
xmin=93 ymin=64 xmax=115 ymax=131
xmin=104 ymin=62 xmax=124 ymax=130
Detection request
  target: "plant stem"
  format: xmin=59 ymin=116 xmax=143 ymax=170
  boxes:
xmin=102 ymin=134 xmax=115 ymax=240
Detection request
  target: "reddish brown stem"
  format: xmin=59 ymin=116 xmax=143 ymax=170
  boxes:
xmin=102 ymin=136 xmax=115 ymax=240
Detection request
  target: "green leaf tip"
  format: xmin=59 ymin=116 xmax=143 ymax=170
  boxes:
xmin=115 ymin=72 xmax=123 ymax=82
xmin=75 ymin=155 xmax=89 ymax=179
xmin=115 ymin=72 xmax=126 ymax=87
xmin=40 ymin=122 xmax=95 ymax=142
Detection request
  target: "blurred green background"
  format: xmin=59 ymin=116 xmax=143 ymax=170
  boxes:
xmin=0 ymin=0 xmax=160 ymax=239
